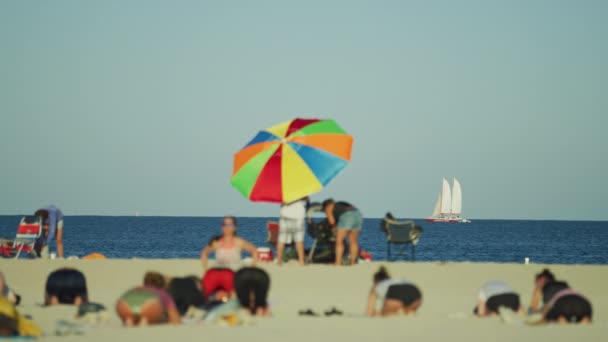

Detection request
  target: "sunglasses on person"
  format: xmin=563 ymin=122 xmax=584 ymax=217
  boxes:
xmin=222 ymin=223 xmax=235 ymax=228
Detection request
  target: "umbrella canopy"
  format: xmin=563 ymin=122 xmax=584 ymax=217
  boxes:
xmin=230 ymin=118 xmax=353 ymax=203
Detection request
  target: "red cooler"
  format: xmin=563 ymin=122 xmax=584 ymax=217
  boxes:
xmin=257 ymin=247 xmax=274 ymax=262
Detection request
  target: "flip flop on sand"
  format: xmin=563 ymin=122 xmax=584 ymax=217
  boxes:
xmin=298 ymin=309 xmax=319 ymax=317
xmin=324 ymin=307 xmax=343 ymax=316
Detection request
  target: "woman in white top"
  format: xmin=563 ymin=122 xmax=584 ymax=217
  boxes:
xmin=201 ymin=216 xmax=258 ymax=271
xmin=366 ymin=266 xmax=422 ymax=316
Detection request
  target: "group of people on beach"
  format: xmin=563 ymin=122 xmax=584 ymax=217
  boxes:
xmin=0 ymin=256 xmax=593 ymax=337
xmin=274 ymin=197 xmax=364 ymax=266
xmin=351 ymin=267 xmax=593 ymax=325
xmin=14 ymin=198 xmax=364 ymax=267
xmin=0 ymin=209 xmax=595 ymax=336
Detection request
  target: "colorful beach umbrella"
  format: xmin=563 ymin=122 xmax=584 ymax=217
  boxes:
xmin=230 ymin=118 xmax=353 ymax=203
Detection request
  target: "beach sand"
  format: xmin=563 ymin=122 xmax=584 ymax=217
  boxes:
xmin=1 ymin=260 xmax=606 ymax=341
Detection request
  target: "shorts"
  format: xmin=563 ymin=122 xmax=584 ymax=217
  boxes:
xmin=120 ymin=288 xmax=161 ymax=314
xmin=36 ymin=220 xmax=63 ymax=259
xmin=545 ymin=295 xmax=592 ymax=323
xmin=385 ymin=284 xmax=422 ymax=306
xmin=485 ymin=293 xmax=520 ymax=314
xmin=278 ymin=218 xmax=305 ymax=244
xmin=337 ymin=210 xmax=363 ymax=231
xmin=201 ymin=268 xmax=235 ymax=299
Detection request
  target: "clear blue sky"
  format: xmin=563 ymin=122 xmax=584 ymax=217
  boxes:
xmin=1 ymin=1 xmax=606 ymax=220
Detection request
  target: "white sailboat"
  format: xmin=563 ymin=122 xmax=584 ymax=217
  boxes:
xmin=425 ymin=177 xmax=470 ymax=223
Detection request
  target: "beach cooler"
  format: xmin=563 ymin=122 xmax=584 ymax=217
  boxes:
xmin=257 ymin=247 xmax=274 ymax=262
xmin=359 ymin=250 xmax=372 ymax=262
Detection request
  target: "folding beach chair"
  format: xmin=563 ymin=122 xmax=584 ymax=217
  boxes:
xmin=12 ymin=215 xmax=43 ymax=258
xmin=266 ymin=221 xmax=279 ymax=247
xmin=380 ymin=213 xmax=423 ymax=261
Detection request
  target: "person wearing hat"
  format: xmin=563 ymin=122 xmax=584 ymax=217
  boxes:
xmin=0 ymin=297 xmax=43 ymax=337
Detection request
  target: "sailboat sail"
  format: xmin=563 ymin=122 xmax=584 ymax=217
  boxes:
xmin=440 ymin=178 xmax=452 ymax=215
xmin=451 ymin=177 xmax=462 ymax=216
xmin=432 ymin=192 xmax=442 ymax=217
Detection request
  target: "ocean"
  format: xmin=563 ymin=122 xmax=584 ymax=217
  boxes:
xmin=0 ymin=216 xmax=606 ymax=264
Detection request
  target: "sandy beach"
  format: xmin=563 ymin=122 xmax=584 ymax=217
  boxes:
xmin=1 ymin=259 xmax=606 ymax=341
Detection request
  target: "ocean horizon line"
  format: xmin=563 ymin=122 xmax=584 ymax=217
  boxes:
xmin=0 ymin=214 xmax=606 ymax=223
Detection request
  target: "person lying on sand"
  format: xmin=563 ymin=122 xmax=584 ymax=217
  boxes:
xmin=473 ymin=280 xmax=522 ymax=317
xmin=366 ymin=266 xmax=422 ymax=317
xmin=201 ymin=216 xmax=258 ymax=271
xmin=45 ymin=268 xmax=89 ymax=306
xmin=115 ymin=271 xmax=181 ymax=326
xmin=204 ymin=267 xmax=271 ymax=324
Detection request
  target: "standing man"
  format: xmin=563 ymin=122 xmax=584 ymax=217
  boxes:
xmin=277 ymin=197 xmax=308 ymax=266
xmin=322 ymin=198 xmax=363 ymax=266
xmin=34 ymin=205 xmax=64 ymax=258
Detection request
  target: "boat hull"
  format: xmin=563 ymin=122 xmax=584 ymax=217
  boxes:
xmin=424 ymin=217 xmax=471 ymax=223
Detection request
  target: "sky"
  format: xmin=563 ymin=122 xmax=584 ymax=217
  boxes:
xmin=0 ymin=1 xmax=606 ymax=220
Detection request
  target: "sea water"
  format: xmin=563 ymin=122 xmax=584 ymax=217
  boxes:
xmin=0 ymin=216 xmax=606 ymax=264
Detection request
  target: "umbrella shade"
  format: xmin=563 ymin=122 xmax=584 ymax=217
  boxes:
xmin=230 ymin=118 xmax=353 ymax=203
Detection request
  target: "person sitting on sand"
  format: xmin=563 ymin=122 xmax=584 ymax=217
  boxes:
xmin=366 ymin=266 xmax=422 ymax=317
xmin=322 ymin=198 xmax=363 ymax=266
xmin=204 ymin=267 xmax=271 ymax=323
xmin=0 ymin=272 xmax=20 ymax=306
xmin=473 ymin=280 xmax=522 ymax=317
xmin=200 ymin=216 xmax=258 ymax=271
xmin=200 ymin=236 xmax=237 ymax=311
xmin=528 ymin=268 xmax=556 ymax=314
xmin=115 ymin=271 xmax=181 ymax=326
xmin=532 ymin=280 xmax=593 ymax=324
xmin=45 ymin=268 xmax=89 ymax=306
